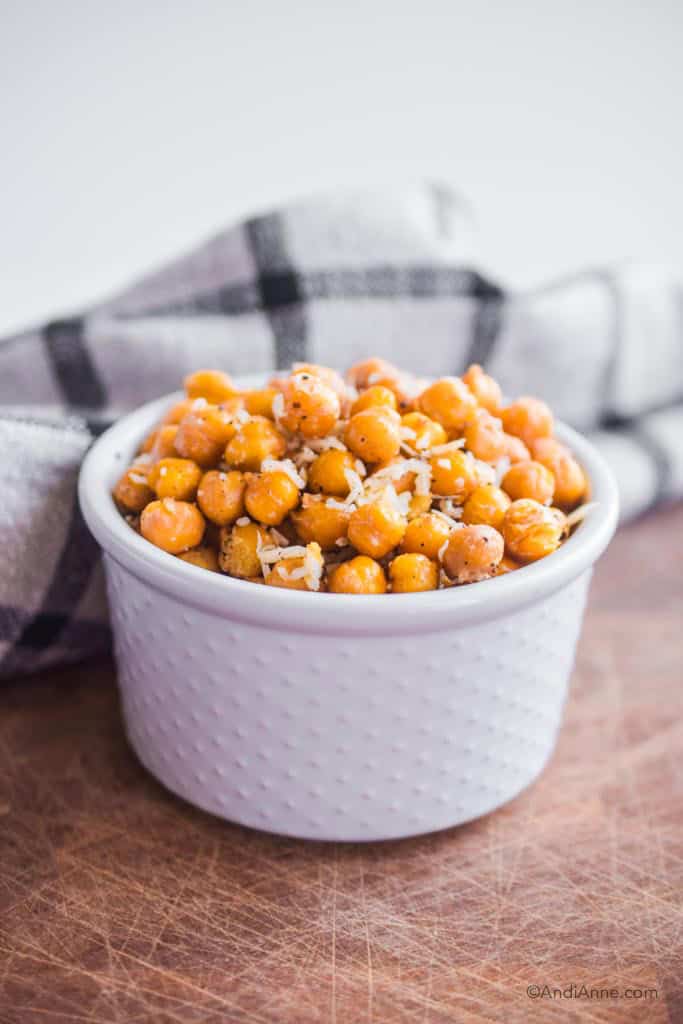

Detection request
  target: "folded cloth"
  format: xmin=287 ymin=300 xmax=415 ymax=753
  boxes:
xmin=1 ymin=184 xmax=681 ymax=679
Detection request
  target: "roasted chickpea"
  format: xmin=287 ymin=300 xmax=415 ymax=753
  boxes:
xmin=265 ymin=542 xmax=324 ymax=591
xmin=418 ymin=377 xmax=478 ymax=433
xmin=347 ymin=357 xmax=400 ymax=391
xmin=113 ymin=465 xmax=155 ymax=513
xmin=501 ymin=460 xmax=555 ymax=505
xmin=307 ymin=449 xmax=357 ymax=496
xmin=350 ymin=384 xmax=398 ymax=416
xmin=429 ymin=449 xmax=478 ymax=501
xmin=400 ymin=411 xmax=447 ymax=451
xmin=389 ymin=553 xmax=438 ymax=593
xmin=175 ymin=404 xmax=241 ymax=467
xmin=347 ymin=498 xmax=406 ymax=558
xmin=197 ymin=469 xmax=246 ymax=526
xmin=328 ymin=555 xmax=387 ymax=594
xmin=146 ymin=424 xmax=179 ymax=461
xmin=140 ymin=498 xmax=205 ymax=554
xmin=502 ymin=499 xmax=566 ymax=562
xmin=400 ymin=512 xmax=452 ymax=560
xmin=463 ymin=409 xmax=507 ymax=463
xmin=344 ymin=407 xmax=402 ymax=463
xmin=243 ymin=388 xmax=277 ymax=419
xmin=462 ymin=484 xmax=511 ymax=530
xmin=462 ymin=364 xmax=503 ymax=414
xmin=148 ymin=457 xmax=202 ymax=501
xmin=441 ymin=524 xmax=504 ymax=583
xmin=291 ymin=497 xmax=349 ymax=550
xmin=184 ymin=369 xmax=236 ymax=404
xmin=503 ymin=433 xmax=531 ymax=463
xmin=177 ymin=546 xmax=219 ymax=572
xmin=532 ymin=438 xmax=587 ymax=508
xmin=277 ymin=372 xmax=340 ymax=438
xmin=219 ymin=520 xmax=270 ymax=577
xmin=501 ymin=397 xmax=553 ymax=448
xmin=225 ymin=417 xmax=287 ymax=471
xmin=245 ymin=470 xmax=300 ymax=526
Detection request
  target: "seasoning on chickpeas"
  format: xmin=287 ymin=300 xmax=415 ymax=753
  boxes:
xmin=115 ymin=358 xmax=590 ymax=592
xmin=441 ymin=524 xmax=504 ymax=583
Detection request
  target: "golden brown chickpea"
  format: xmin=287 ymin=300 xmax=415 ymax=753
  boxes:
xmin=418 ymin=377 xmax=478 ymax=433
xmin=347 ymin=498 xmax=406 ymax=559
xmin=225 ymin=417 xmax=287 ymax=471
xmin=400 ymin=411 xmax=447 ymax=451
xmin=243 ymin=388 xmax=277 ymax=419
xmin=429 ymin=449 xmax=478 ymax=501
xmin=244 ymin=470 xmax=301 ymax=526
xmin=503 ymin=433 xmax=531 ymax=463
xmin=501 ymin=460 xmax=555 ymax=505
xmin=463 ymin=409 xmax=507 ymax=463
xmin=328 ymin=555 xmax=387 ymax=594
xmin=462 ymin=364 xmax=503 ymax=414
xmin=148 ymin=457 xmax=202 ymax=501
xmin=343 ymin=407 xmax=402 ymax=463
xmin=400 ymin=512 xmax=452 ymax=560
xmin=389 ymin=553 xmax=439 ymax=593
xmin=278 ymin=372 xmax=341 ymax=438
xmin=219 ymin=521 xmax=271 ymax=577
xmin=265 ymin=542 xmax=324 ymax=591
xmin=140 ymin=498 xmax=205 ymax=554
xmin=291 ymin=497 xmax=349 ymax=550
xmin=175 ymin=404 xmax=241 ymax=467
xmin=307 ymin=449 xmax=357 ymax=496
xmin=147 ymin=424 xmax=179 ymax=461
xmin=177 ymin=545 xmax=219 ymax=572
xmin=502 ymin=499 xmax=566 ymax=562
xmin=501 ymin=397 xmax=553 ymax=448
xmin=347 ymin=357 xmax=400 ymax=391
xmin=531 ymin=438 xmax=587 ymax=509
xmin=113 ymin=466 xmax=155 ymax=513
xmin=350 ymin=384 xmax=398 ymax=416
xmin=441 ymin=524 xmax=504 ymax=583
xmin=197 ymin=469 xmax=246 ymax=526
xmin=462 ymin=484 xmax=511 ymax=530
xmin=184 ymin=369 xmax=236 ymax=404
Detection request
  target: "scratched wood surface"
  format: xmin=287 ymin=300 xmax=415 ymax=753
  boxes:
xmin=1 ymin=505 xmax=682 ymax=1024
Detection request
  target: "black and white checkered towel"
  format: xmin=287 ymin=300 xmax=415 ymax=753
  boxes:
xmin=1 ymin=184 xmax=681 ymax=679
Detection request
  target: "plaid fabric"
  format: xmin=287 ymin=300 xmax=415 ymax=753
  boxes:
xmin=1 ymin=184 xmax=681 ymax=680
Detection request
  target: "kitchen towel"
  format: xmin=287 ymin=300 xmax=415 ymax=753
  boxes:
xmin=1 ymin=183 xmax=681 ymax=679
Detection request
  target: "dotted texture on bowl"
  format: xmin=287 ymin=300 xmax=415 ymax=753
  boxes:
xmin=104 ymin=556 xmax=591 ymax=841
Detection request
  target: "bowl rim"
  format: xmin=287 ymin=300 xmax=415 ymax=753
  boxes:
xmin=78 ymin=379 xmax=619 ymax=636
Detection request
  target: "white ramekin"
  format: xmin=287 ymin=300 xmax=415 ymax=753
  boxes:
xmin=79 ymin=383 xmax=618 ymax=842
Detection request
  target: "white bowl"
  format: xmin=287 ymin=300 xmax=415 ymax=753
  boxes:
xmin=79 ymin=384 xmax=618 ymax=841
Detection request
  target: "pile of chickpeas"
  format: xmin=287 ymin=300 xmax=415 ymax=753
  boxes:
xmin=113 ymin=359 xmax=588 ymax=594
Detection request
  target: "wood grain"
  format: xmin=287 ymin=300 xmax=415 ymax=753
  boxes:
xmin=1 ymin=505 xmax=682 ymax=1023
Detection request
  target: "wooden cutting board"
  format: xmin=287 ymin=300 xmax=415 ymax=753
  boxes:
xmin=1 ymin=505 xmax=682 ymax=1023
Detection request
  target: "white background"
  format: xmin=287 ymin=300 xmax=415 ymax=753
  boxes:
xmin=1 ymin=0 xmax=681 ymax=335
